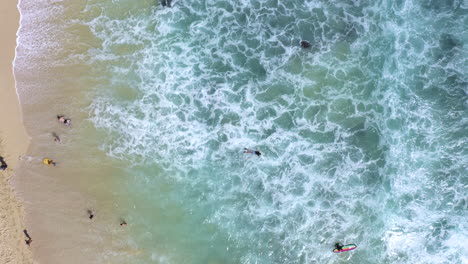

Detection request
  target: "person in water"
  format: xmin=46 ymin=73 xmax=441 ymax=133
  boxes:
xmin=87 ymin=209 xmax=94 ymax=220
xmin=161 ymin=0 xmax=172 ymax=7
xmin=57 ymin=115 xmax=71 ymax=126
xmin=120 ymin=220 xmax=127 ymax=227
xmin=44 ymin=159 xmax=56 ymax=166
xmin=300 ymin=40 xmax=311 ymax=49
xmin=0 ymin=157 xmax=7 ymax=171
xmin=52 ymin=132 xmax=60 ymax=142
xmin=244 ymin=148 xmax=261 ymax=156
xmin=23 ymin=230 xmax=32 ymax=246
xmin=334 ymin=243 xmax=344 ymax=251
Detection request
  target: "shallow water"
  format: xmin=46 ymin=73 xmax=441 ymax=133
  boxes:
xmin=16 ymin=0 xmax=467 ymax=263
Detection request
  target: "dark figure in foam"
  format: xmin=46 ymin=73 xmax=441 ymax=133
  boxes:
xmin=300 ymin=40 xmax=311 ymax=49
xmin=161 ymin=0 xmax=172 ymax=7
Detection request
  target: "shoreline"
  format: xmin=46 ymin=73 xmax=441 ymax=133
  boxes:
xmin=0 ymin=0 xmax=33 ymax=263
xmin=11 ymin=1 xmax=134 ymax=262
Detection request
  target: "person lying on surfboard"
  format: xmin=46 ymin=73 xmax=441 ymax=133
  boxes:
xmin=333 ymin=242 xmax=357 ymax=253
xmin=243 ymin=148 xmax=261 ymax=156
xmin=334 ymin=243 xmax=343 ymax=251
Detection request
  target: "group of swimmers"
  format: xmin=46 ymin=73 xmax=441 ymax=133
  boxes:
xmin=58 ymin=114 xmax=129 ymax=232
xmin=40 ymin=116 xmax=71 ymax=166
xmin=22 ymin=115 xmax=128 ymax=246
xmin=6 ymin=38 xmax=343 ymax=253
xmin=33 ymin=114 xmax=349 ymax=252
xmin=87 ymin=209 xmax=128 ymax=226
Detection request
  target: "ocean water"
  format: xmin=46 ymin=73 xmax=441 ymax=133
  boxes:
xmin=17 ymin=0 xmax=467 ymax=263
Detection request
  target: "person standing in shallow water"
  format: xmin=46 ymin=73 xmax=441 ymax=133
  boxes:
xmin=23 ymin=230 xmax=32 ymax=246
xmin=244 ymin=148 xmax=261 ymax=156
xmin=0 ymin=157 xmax=7 ymax=170
xmin=52 ymin=132 xmax=60 ymax=142
xmin=57 ymin=115 xmax=71 ymax=126
xmin=87 ymin=210 xmax=94 ymax=220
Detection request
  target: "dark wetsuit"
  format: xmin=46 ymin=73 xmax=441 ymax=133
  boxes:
xmin=335 ymin=243 xmax=343 ymax=251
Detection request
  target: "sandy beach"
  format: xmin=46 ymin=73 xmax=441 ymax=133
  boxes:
xmin=0 ymin=0 xmax=33 ymax=263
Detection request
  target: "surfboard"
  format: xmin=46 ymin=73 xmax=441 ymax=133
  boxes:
xmin=333 ymin=244 xmax=357 ymax=253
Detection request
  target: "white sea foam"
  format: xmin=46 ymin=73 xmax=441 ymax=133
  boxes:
xmin=83 ymin=0 xmax=468 ymax=263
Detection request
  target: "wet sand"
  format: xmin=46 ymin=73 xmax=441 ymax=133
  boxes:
xmin=7 ymin=0 xmax=155 ymax=262
xmin=0 ymin=0 xmax=33 ymax=263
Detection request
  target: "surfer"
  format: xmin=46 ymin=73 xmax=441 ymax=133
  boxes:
xmin=334 ymin=243 xmax=343 ymax=251
xmin=57 ymin=115 xmax=71 ymax=126
xmin=333 ymin=242 xmax=357 ymax=253
xmin=244 ymin=148 xmax=261 ymax=156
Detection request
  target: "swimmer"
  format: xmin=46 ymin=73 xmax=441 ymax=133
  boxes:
xmin=87 ymin=209 xmax=94 ymax=220
xmin=243 ymin=148 xmax=261 ymax=156
xmin=52 ymin=132 xmax=60 ymax=142
xmin=120 ymin=220 xmax=127 ymax=227
xmin=300 ymin=40 xmax=311 ymax=49
xmin=57 ymin=115 xmax=71 ymax=126
xmin=43 ymin=159 xmax=56 ymax=166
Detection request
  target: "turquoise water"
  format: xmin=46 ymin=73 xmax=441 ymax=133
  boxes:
xmin=25 ymin=0 xmax=467 ymax=263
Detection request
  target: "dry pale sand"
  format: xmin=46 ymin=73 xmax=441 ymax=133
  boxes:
xmin=0 ymin=0 xmax=33 ymax=263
